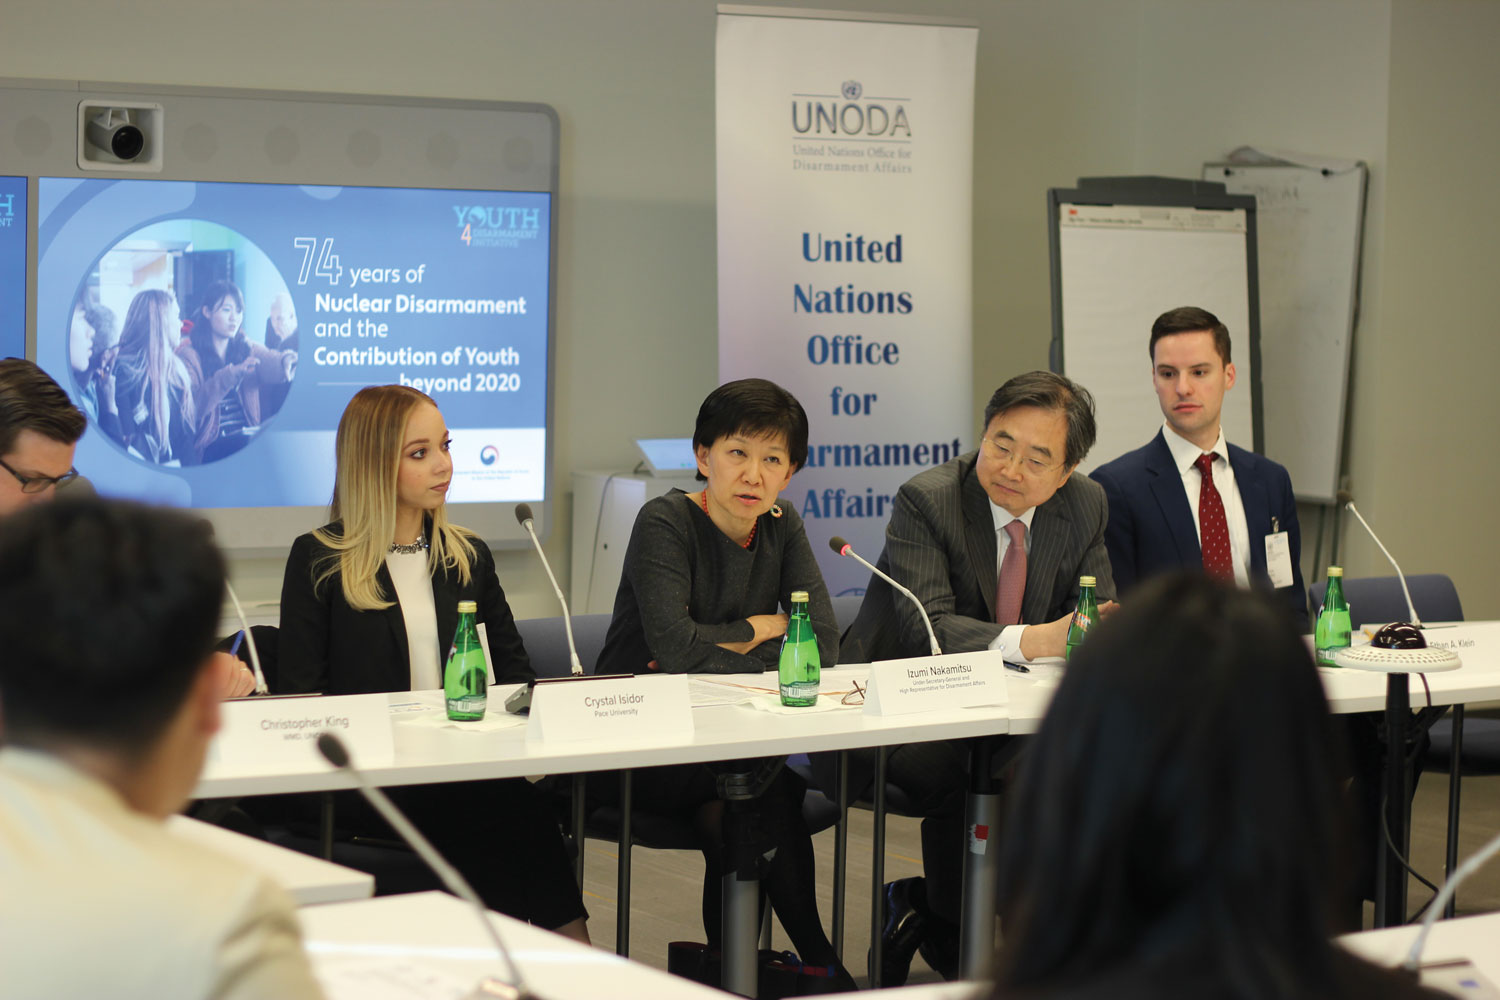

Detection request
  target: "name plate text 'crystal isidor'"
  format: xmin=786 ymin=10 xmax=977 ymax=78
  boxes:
xmin=526 ymin=674 xmax=694 ymax=743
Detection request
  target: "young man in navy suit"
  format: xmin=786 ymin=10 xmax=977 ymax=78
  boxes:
xmin=1090 ymin=306 xmax=1306 ymax=620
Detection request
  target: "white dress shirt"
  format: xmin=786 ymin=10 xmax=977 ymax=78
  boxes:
xmin=983 ymin=503 xmax=1039 ymax=662
xmin=1160 ymin=421 xmax=1250 ymax=587
xmin=385 ymin=549 xmax=441 ymax=690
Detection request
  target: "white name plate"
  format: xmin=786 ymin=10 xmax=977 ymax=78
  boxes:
xmin=212 ymin=694 xmax=394 ymax=770
xmin=1411 ymin=621 xmax=1500 ymax=655
xmin=526 ymin=674 xmax=694 ymax=743
xmin=863 ymin=649 xmax=1011 ymax=717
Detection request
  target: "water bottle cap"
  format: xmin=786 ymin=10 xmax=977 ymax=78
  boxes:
xmin=456 ymin=600 xmax=478 ymax=613
xmin=1078 ymin=576 xmax=1096 ymax=587
xmin=1326 ymin=566 xmax=1343 ymax=578
xmin=790 ymin=590 xmax=810 ymax=603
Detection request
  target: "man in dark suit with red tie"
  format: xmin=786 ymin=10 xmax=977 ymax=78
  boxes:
xmin=1089 ymin=306 xmax=1306 ymax=619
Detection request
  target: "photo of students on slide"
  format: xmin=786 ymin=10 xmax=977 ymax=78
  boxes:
xmin=180 ymin=280 xmax=297 ymax=463
xmin=67 ymin=221 xmax=298 ymax=467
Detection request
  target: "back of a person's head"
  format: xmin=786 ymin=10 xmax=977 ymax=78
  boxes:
xmin=0 ymin=498 xmax=225 ymax=755
xmin=996 ymin=575 xmax=1347 ymax=999
xmin=0 ymin=357 xmax=87 ymax=454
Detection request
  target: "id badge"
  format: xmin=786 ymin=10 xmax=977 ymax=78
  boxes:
xmin=1264 ymin=532 xmax=1294 ymax=588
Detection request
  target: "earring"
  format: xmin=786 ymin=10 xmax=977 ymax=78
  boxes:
xmin=770 ymin=503 xmax=783 ymax=518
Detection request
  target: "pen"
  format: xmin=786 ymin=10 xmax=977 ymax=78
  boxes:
xmin=1004 ymin=661 xmax=1030 ymax=674
xmin=228 ymin=630 xmax=245 ymax=657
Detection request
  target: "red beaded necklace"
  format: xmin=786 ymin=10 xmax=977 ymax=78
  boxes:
xmin=700 ymin=489 xmax=757 ymax=549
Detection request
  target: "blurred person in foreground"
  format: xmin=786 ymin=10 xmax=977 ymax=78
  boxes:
xmin=0 ymin=498 xmax=323 ymax=999
xmin=992 ymin=574 xmax=1444 ymax=1000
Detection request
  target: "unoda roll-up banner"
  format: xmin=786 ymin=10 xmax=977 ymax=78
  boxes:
xmin=716 ymin=7 xmax=978 ymax=595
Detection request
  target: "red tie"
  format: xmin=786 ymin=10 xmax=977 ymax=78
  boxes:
xmin=1195 ymin=452 xmax=1233 ymax=580
xmin=995 ymin=519 xmax=1027 ymax=625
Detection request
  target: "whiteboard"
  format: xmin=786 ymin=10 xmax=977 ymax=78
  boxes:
xmin=1203 ymin=162 xmax=1367 ymax=503
xmin=1050 ymin=196 xmax=1259 ymax=476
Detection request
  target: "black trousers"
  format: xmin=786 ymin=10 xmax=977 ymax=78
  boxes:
xmin=825 ymin=736 xmax=1025 ymax=927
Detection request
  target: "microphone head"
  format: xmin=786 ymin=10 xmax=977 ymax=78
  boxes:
xmin=828 ymin=535 xmax=851 ymax=556
xmin=316 ymin=732 xmax=351 ymax=768
xmin=1373 ymin=622 xmax=1427 ymax=649
xmin=514 ymin=503 xmax=534 ymax=527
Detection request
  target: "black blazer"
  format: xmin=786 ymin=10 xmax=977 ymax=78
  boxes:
xmin=278 ymin=522 xmax=534 ymax=695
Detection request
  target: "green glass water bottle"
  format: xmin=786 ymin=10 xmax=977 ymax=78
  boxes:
xmin=444 ymin=600 xmax=488 ymax=720
xmin=778 ymin=590 xmax=821 ymax=707
xmin=1065 ymin=576 xmax=1099 ymax=661
xmin=1315 ymin=566 xmax=1352 ymax=667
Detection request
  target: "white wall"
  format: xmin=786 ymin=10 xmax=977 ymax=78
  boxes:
xmin=3 ymin=0 xmax=1494 ymax=619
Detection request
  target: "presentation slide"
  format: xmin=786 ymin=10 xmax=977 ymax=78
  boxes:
xmin=34 ymin=178 xmax=550 ymax=509
xmin=0 ymin=176 xmax=25 ymax=359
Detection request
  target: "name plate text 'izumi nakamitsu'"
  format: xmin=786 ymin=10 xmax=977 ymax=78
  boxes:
xmin=863 ymin=649 xmax=1010 ymax=717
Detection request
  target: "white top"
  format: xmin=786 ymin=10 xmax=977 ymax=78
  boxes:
xmin=1161 ymin=421 xmax=1250 ymax=587
xmin=984 ymin=502 xmax=1039 ymax=663
xmin=1 ymin=748 xmax=323 ymax=1000
xmin=385 ymin=550 xmax=440 ymax=691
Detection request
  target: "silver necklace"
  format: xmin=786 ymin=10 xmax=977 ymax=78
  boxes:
xmin=389 ymin=536 xmax=429 ymax=555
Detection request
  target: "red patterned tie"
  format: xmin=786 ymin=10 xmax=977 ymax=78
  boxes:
xmin=995 ymin=519 xmax=1027 ymax=625
xmin=1195 ymin=452 xmax=1233 ymax=580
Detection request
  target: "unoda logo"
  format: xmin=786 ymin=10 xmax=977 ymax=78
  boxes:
xmin=793 ymin=80 xmax=910 ymax=138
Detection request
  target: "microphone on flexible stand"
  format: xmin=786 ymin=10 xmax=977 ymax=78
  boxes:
xmin=515 ymin=504 xmax=583 ymax=676
xmin=1332 ymin=491 xmax=1460 ymax=671
xmin=223 ymin=580 xmax=268 ymax=694
xmin=828 ymin=535 xmax=941 ymax=656
xmin=508 ymin=503 xmax=621 ymax=714
xmin=1402 ymin=825 xmax=1500 ymax=976
xmin=315 ymin=733 xmax=537 ymax=1000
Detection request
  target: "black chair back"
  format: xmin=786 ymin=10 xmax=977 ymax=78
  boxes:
xmin=514 ymin=613 xmax=613 ymax=677
xmin=1307 ymin=573 xmax=1463 ymax=627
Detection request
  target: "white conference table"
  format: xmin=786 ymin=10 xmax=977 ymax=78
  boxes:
xmin=195 ymin=670 xmax=1016 ymax=990
xmin=167 ymin=815 xmax=375 ymax=906
xmin=196 ymin=628 xmax=1500 ymax=988
xmin=300 ymin=889 xmax=732 ymax=999
xmin=196 ymin=676 xmax=1011 ymax=798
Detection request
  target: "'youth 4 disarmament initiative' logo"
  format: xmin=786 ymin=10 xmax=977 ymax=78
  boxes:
xmin=452 ymin=205 xmax=542 ymax=248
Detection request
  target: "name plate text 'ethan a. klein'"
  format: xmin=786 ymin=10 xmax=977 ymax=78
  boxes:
xmin=526 ymin=674 xmax=694 ymax=743
xmin=863 ymin=649 xmax=1010 ymax=717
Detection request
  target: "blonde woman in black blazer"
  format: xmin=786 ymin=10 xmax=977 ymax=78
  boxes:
xmin=278 ymin=384 xmax=588 ymax=941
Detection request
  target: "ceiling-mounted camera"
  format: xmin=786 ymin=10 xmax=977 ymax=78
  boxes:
xmin=77 ymin=101 xmax=164 ymax=172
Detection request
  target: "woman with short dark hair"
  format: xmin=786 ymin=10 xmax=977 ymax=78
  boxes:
xmin=993 ymin=575 xmax=1445 ymax=1000
xmin=593 ymin=377 xmax=852 ymax=987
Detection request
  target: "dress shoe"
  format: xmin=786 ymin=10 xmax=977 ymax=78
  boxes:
xmin=916 ymin=914 xmax=961 ymax=981
xmin=874 ymin=876 xmax=926 ymax=987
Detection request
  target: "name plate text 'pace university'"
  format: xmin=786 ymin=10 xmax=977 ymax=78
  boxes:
xmin=864 ymin=649 xmax=1011 ymax=717
xmin=212 ymin=694 xmax=395 ymax=770
xmin=526 ymin=674 xmax=694 ymax=743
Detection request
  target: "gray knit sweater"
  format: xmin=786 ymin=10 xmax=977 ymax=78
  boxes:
xmin=596 ymin=490 xmax=839 ymax=675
